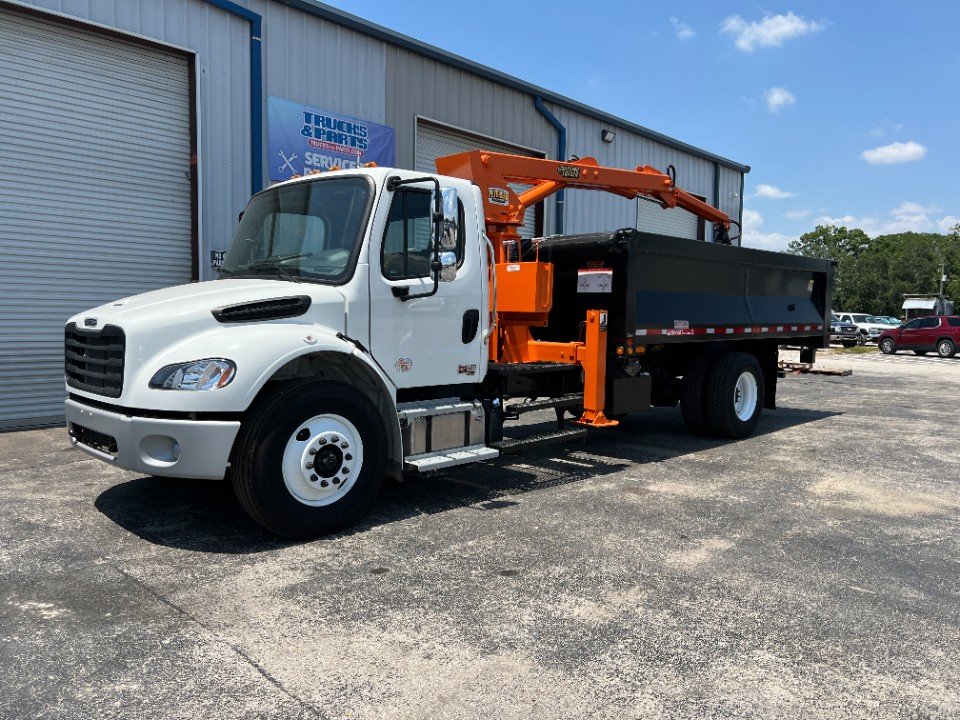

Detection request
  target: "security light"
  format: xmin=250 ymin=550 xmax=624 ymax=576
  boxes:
xmin=601 ymin=129 xmax=615 ymax=143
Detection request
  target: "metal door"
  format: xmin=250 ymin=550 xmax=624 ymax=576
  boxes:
xmin=368 ymin=182 xmax=486 ymax=389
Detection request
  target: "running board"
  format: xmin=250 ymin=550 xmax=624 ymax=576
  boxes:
xmin=504 ymin=393 xmax=583 ymax=418
xmin=404 ymin=444 xmax=500 ymax=473
xmin=490 ymin=427 xmax=588 ymax=454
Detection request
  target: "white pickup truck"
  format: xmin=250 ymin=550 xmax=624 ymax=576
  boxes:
xmin=65 ymin=156 xmax=831 ymax=538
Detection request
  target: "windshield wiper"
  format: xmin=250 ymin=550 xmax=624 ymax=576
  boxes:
xmin=230 ymin=253 xmax=316 ymax=283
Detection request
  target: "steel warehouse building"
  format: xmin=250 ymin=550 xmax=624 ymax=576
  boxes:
xmin=0 ymin=0 xmax=749 ymax=431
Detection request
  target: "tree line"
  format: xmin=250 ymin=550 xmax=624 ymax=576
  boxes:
xmin=786 ymin=224 xmax=960 ymax=316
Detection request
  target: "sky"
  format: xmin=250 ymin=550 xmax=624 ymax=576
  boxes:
xmin=322 ymin=0 xmax=960 ymax=251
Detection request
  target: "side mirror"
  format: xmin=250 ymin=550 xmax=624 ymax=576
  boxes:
xmin=438 ymin=187 xmax=459 ymax=250
xmin=439 ymin=251 xmax=457 ymax=282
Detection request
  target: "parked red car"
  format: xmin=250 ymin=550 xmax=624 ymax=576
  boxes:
xmin=878 ymin=316 xmax=960 ymax=357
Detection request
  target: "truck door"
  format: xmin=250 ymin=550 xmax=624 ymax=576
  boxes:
xmin=368 ymin=183 xmax=486 ymax=389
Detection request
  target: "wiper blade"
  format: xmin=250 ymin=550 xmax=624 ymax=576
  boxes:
xmin=240 ymin=252 xmax=313 ymax=269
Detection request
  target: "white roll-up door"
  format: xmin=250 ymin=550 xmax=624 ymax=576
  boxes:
xmin=636 ymin=197 xmax=702 ymax=240
xmin=416 ymin=120 xmax=542 ymax=238
xmin=0 ymin=9 xmax=193 ymax=430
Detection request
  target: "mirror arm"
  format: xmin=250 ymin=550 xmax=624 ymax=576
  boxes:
xmin=386 ymin=174 xmax=443 ymax=302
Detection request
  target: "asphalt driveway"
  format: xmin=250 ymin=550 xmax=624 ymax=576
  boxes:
xmin=1 ymin=349 xmax=959 ymax=719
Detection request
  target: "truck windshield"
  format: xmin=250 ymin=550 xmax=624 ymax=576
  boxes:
xmin=221 ymin=176 xmax=373 ymax=284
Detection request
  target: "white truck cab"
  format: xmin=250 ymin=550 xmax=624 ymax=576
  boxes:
xmin=66 ymin=167 xmax=491 ymax=537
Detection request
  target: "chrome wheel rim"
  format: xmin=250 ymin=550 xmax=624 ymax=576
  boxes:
xmin=282 ymin=414 xmax=364 ymax=507
xmin=733 ymin=371 xmax=758 ymax=422
xmin=940 ymin=343 xmax=951 ymax=357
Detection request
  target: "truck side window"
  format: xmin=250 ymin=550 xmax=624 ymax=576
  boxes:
xmin=382 ymin=189 xmax=433 ymax=279
xmin=381 ymin=190 xmax=465 ymax=280
xmin=902 ymin=319 xmax=922 ymax=329
xmin=948 ymin=318 xmax=960 ymax=328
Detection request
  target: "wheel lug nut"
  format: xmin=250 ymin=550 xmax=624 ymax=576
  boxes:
xmin=341 ymin=441 xmax=349 ymax=449
xmin=341 ymin=467 xmax=349 ymax=474
xmin=320 ymin=480 xmax=329 ymax=487
xmin=332 ymin=478 xmax=341 ymax=485
xmin=319 ymin=438 xmax=327 ymax=445
xmin=344 ymin=453 xmax=353 ymax=461
xmin=332 ymin=436 xmax=339 ymax=443
xmin=309 ymin=448 xmax=318 ymax=455
xmin=306 ymin=462 xmax=314 ymax=469
xmin=310 ymin=474 xmax=318 ymax=482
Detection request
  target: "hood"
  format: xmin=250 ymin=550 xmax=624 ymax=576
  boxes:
xmin=68 ymin=278 xmax=348 ymax=374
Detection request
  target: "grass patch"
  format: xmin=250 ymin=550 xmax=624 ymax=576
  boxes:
xmin=832 ymin=345 xmax=878 ymax=354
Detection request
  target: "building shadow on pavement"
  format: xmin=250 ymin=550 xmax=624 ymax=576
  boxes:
xmin=94 ymin=405 xmax=838 ymax=555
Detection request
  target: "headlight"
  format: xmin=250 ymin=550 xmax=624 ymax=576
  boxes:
xmin=149 ymin=359 xmax=236 ymax=390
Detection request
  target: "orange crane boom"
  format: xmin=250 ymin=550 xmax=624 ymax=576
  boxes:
xmin=434 ymin=150 xmax=737 ymax=428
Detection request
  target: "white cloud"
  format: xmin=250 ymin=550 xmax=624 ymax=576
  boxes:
xmin=740 ymin=208 xmax=795 ymax=251
xmin=764 ymin=87 xmax=796 ymax=113
xmin=938 ymin=216 xmax=960 ymax=233
xmin=669 ymin=17 xmax=695 ymax=41
xmin=815 ymin=201 xmax=955 ymax=236
xmin=784 ymin=209 xmax=811 ymax=219
xmin=861 ymin=141 xmax=927 ymax=165
xmin=891 ymin=201 xmax=940 ymax=216
xmin=754 ymin=183 xmax=795 ymax=200
xmin=721 ymin=12 xmax=824 ymax=52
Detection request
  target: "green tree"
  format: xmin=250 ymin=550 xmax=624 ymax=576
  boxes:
xmin=787 ymin=225 xmax=868 ymax=310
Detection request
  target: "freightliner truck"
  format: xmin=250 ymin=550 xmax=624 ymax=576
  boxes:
xmin=64 ymin=151 xmax=832 ymax=538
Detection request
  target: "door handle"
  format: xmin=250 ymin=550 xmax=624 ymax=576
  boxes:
xmin=462 ymin=309 xmax=480 ymax=344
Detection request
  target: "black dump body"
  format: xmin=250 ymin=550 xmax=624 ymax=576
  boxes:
xmin=529 ymin=228 xmax=833 ymax=354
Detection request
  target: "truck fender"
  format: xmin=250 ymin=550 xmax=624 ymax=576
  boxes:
xmin=244 ymin=332 xmax=404 ymax=482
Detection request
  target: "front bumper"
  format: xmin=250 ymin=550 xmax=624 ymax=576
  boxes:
xmin=65 ymin=398 xmax=241 ymax=480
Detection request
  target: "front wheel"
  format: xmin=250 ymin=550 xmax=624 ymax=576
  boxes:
xmin=937 ymin=339 xmax=956 ymax=358
xmin=880 ymin=338 xmax=896 ymax=354
xmin=231 ymin=380 xmax=386 ymax=539
xmin=705 ymin=352 xmax=764 ymax=439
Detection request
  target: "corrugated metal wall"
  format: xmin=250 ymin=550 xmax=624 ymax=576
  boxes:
xmin=548 ymin=102 xmax=725 ymax=237
xmin=251 ymin=0 xmax=386 ymax=123
xmin=7 ymin=0 xmax=744 ymax=278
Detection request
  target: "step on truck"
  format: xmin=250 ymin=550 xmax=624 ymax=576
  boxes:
xmin=65 ymin=151 xmax=832 ymax=538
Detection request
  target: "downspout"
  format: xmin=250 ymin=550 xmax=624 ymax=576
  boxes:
xmin=202 ymin=0 xmax=264 ymax=195
xmin=533 ymin=96 xmax=566 ymax=235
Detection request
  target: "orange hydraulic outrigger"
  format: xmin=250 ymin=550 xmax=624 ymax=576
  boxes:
xmin=434 ymin=150 xmax=734 ymax=428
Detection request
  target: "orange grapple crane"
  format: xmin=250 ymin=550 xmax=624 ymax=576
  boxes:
xmin=435 ymin=150 xmax=736 ymax=428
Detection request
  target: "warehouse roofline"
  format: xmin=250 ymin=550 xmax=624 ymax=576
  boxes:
xmin=278 ymin=0 xmax=751 ymax=173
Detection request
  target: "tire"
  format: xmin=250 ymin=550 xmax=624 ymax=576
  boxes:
xmin=841 ymin=341 xmax=857 ymax=348
xmin=937 ymin=339 xmax=956 ymax=358
xmin=231 ymin=379 xmax=386 ymax=539
xmin=914 ymin=350 xmax=928 ymax=356
xmin=680 ymin=354 xmax=716 ymax=435
xmin=705 ymin=352 xmax=764 ymax=439
xmin=856 ymin=333 xmax=866 ymax=346
xmin=880 ymin=338 xmax=896 ymax=354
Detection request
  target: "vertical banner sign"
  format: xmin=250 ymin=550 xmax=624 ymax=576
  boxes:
xmin=267 ymin=96 xmax=395 ymax=182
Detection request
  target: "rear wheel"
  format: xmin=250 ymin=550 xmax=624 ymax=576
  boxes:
xmin=705 ymin=352 xmax=764 ymax=439
xmin=880 ymin=338 xmax=896 ymax=354
xmin=231 ymin=380 xmax=386 ymax=539
xmin=680 ymin=354 xmax=715 ymax=435
xmin=937 ymin=339 xmax=956 ymax=358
